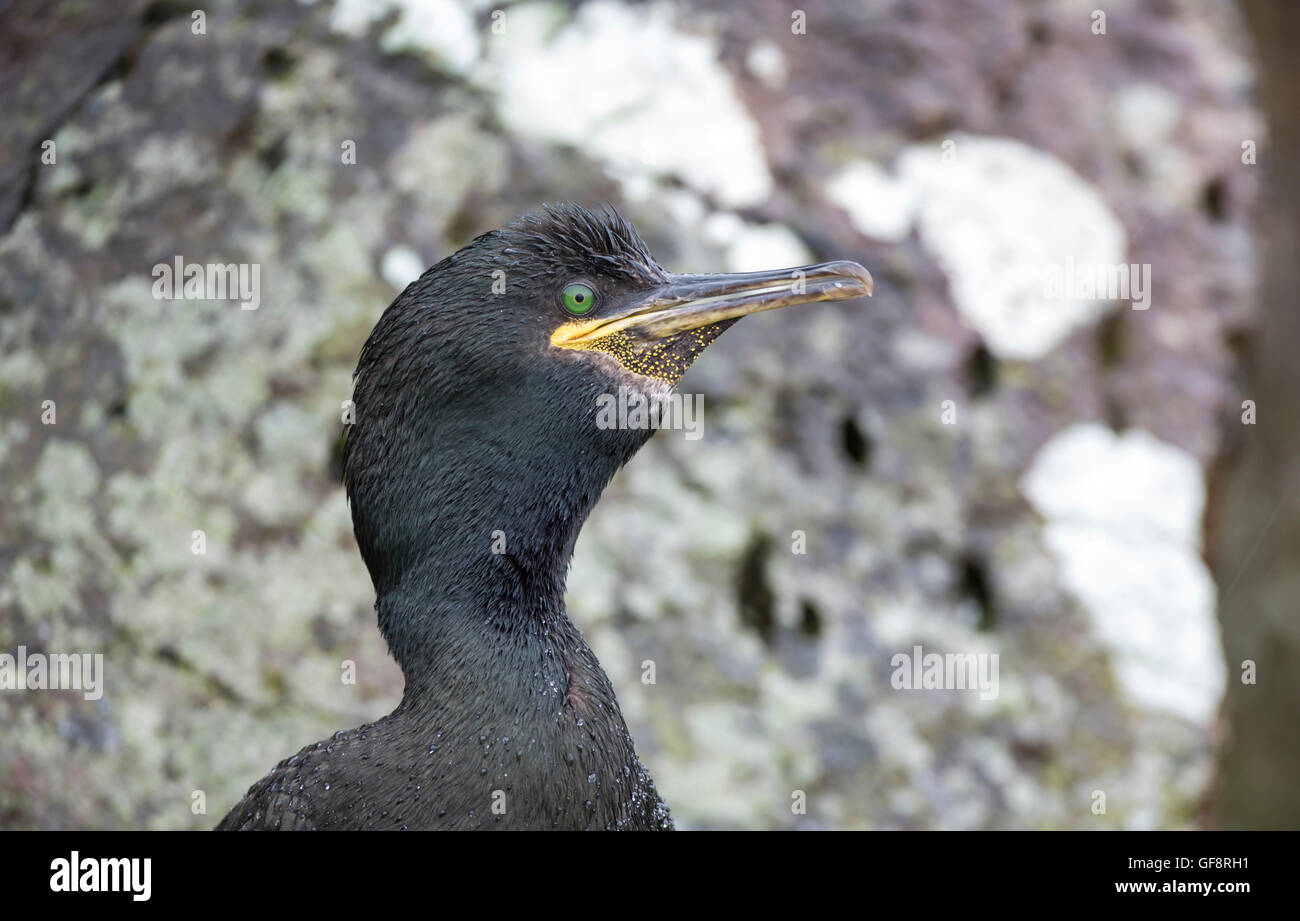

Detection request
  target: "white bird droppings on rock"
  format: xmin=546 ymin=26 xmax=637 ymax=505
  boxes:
xmin=330 ymin=0 xmax=481 ymax=75
xmin=722 ymin=222 xmax=812 ymax=273
xmin=828 ymin=136 xmax=1128 ymax=361
xmin=826 ymin=159 xmax=918 ymax=243
xmin=482 ymin=1 xmax=773 ymax=208
xmin=1021 ymin=423 xmax=1224 ymax=726
xmin=1112 ymin=83 xmax=1184 ymax=151
xmin=381 ymin=245 xmax=425 ymax=291
xmin=899 ymin=136 xmax=1128 ymax=360
xmin=745 ymin=39 xmax=789 ymax=89
xmin=695 ymin=211 xmax=811 ymax=273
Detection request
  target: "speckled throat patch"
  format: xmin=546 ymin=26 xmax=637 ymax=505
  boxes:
xmin=569 ymin=324 xmax=733 ymax=384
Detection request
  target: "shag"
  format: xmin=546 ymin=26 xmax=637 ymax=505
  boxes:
xmin=217 ymin=204 xmax=871 ymax=830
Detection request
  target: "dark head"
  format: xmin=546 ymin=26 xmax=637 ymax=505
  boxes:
xmin=342 ymin=204 xmax=870 ymax=674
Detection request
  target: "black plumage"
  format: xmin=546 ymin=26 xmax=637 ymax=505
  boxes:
xmin=217 ymin=204 xmax=870 ymax=830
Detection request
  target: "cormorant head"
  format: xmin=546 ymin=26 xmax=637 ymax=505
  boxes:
xmin=343 ymin=203 xmax=870 ymax=600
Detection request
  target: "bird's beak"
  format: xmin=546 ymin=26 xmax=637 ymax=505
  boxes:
xmin=551 ymin=260 xmax=872 ymax=347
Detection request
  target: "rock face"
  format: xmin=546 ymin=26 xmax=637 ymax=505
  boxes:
xmin=0 ymin=0 xmax=1262 ymax=829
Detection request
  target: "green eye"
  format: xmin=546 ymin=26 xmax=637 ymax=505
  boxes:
xmin=562 ymin=282 xmax=596 ymax=316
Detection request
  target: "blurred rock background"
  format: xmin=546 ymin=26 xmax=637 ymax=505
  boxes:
xmin=0 ymin=0 xmax=1289 ymax=829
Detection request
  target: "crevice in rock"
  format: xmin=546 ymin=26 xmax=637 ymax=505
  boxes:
xmin=736 ymin=532 xmax=775 ymax=644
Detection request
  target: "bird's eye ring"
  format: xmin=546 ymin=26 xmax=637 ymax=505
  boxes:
xmin=562 ymin=282 xmax=597 ymax=316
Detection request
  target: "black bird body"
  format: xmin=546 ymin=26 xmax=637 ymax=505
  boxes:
xmin=217 ymin=204 xmax=870 ymax=830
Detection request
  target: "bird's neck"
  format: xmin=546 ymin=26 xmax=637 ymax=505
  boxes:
xmin=347 ymin=375 xmax=653 ymax=693
xmin=356 ymin=428 xmax=657 ymax=825
xmin=339 ymin=351 xmax=673 ymax=826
